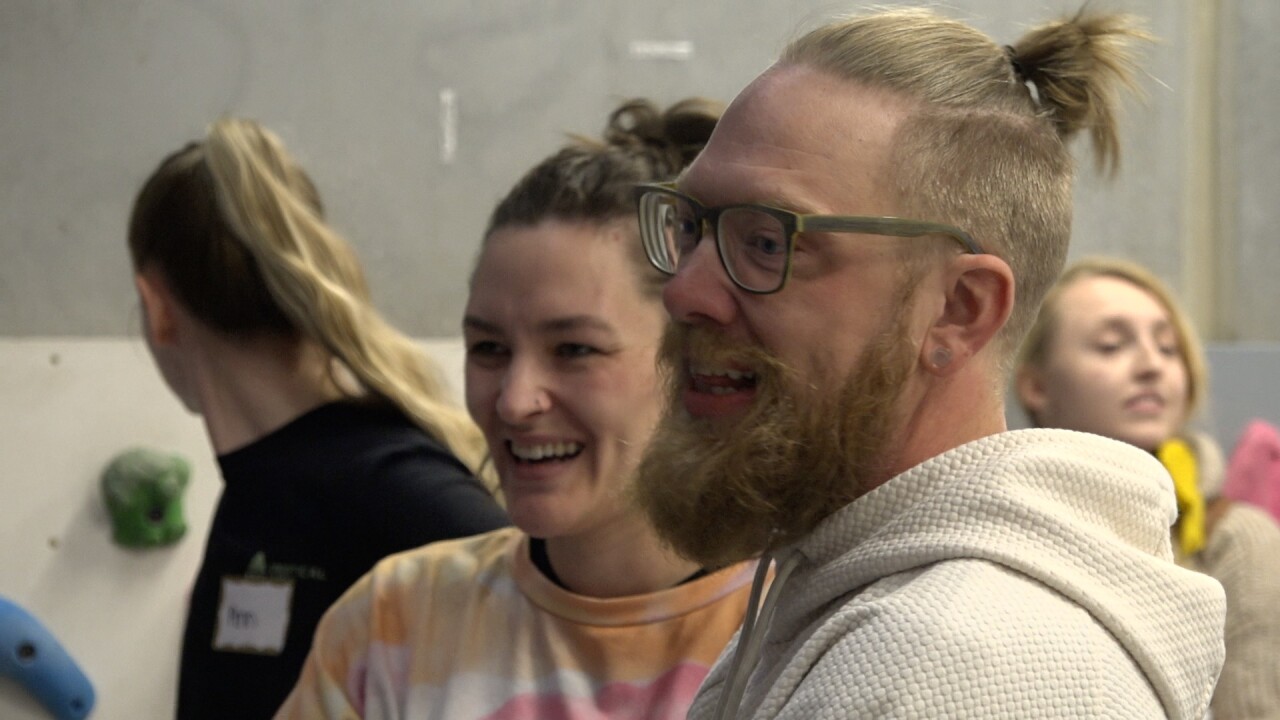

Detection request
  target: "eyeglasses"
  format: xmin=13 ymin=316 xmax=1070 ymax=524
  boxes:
xmin=635 ymin=182 xmax=983 ymax=294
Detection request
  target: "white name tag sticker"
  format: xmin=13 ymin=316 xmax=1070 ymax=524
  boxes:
xmin=212 ymin=576 xmax=294 ymax=655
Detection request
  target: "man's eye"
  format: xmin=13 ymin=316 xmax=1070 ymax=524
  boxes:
xmin=750 ymin=234 xmax=786 ymax=256
xmin=673 ymin=216 xmax=701 ymax=254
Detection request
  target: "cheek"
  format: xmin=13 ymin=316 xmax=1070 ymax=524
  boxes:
xmin=463 ymin=368 xmax=498 ymax=429
xmin=801 ymin=304 xmax=905 ymax=383
xmin=764 ymin=327 xmax=842 ymax=383
xmin=582 ymin=364 xmax=664 ymax=445
xmin=1043 ymin=364 xmax=1120 ymax=424
xmin=1168 ymin=365 xmax=1191 ymax=415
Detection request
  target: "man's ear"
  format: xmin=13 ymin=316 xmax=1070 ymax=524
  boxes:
xmin=920 ymin=253 xmax=1014 ymax=376
xmin=134 ymin=271 xmax=179 ymax=347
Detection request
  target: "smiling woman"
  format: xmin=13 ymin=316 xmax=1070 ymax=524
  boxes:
xmin=463 ymin=219 xmax=669 ymax=552
xmin=1015 ymin=256 xmax=1280 ymax=720
xmin=277 ymin=97 xmax=763 ymax=720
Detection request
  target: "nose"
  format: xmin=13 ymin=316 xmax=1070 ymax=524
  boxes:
xmin=662 ymin=226 xmax=737 ymax=326
xmin=495 ymin=358 xmax=551 ymax=426
xmin=1132 ymin=338 xmax=1166 ymax=380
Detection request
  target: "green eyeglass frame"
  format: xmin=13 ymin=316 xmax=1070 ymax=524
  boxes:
xmin=635 ymin=182 xmax=984 ymax=294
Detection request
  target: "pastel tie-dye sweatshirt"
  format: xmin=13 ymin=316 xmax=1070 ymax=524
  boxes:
xmin=275 ymin=527 xmax=757 ymax=719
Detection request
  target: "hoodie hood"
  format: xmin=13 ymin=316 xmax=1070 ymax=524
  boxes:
xmin=716 ymin=429 xmax=1224 ymax=720
xmin=1183 ymin=430 xmax=1226 ymax=499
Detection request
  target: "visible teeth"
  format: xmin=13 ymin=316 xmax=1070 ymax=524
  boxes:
xmin=690 ymin=365 xmax=756 ymax=380
xmin=510 ymin=441 xmax=583 ymax=461
xmin=708 ymin=386 xmax=736 ymax=395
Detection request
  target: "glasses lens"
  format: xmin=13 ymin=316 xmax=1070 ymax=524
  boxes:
xmin=639 ymin=191 xmax=696 ymax=274
xmin=718 ymin=208 xmax=789 ymax=292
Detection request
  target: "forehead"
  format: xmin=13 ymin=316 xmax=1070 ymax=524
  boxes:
xmin=1055 ymin=275 xmax=1173 ymax=332
xmin=466 ymin=221 xmax=652 ymax=330
xmin=679 ymin=63 xmax=908 ymax=214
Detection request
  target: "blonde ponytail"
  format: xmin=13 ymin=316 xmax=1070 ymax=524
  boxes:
xmin=201 ymin=119 xmax=490 ymax=480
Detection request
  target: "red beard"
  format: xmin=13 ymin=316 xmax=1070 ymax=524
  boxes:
xmin=633 ymin=316 xmax=915 ymax=569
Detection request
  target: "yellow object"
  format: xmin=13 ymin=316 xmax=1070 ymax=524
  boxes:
xmin=1158 ymin=438 xmax=1205 ymax=556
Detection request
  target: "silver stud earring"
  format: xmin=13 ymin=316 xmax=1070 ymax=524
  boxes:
xmin=930 ymin=347 xmax=953 ymax=369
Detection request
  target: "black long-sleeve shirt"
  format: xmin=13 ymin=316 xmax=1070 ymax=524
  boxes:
xmin=176 ymin=400 xmax=508 ymax=720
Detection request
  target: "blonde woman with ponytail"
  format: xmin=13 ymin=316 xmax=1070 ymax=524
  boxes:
xmin=129 ymin=118 xmax=508 ymax=720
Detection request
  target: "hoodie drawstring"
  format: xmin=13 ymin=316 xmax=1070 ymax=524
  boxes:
xmin=713 ymin=549 xmax=804 ymax=720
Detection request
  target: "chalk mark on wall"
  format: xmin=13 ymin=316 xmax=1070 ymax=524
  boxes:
xmin=627 ymin=40 xmax=694 ymax=61
xmin=439 ymin=88 xmax=458 ymax=165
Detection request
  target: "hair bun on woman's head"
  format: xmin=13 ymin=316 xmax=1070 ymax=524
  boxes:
xmin=485 ymin=95 xmax=723 ymax=237
xmin=602 ymin=97 xmax=724 ymax=176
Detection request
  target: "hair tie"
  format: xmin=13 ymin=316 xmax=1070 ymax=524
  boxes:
xmin=1003 ymin=45 xmax=1026 ymax=80
xmin=1004 ymin=45 xmax=1042 ymax=109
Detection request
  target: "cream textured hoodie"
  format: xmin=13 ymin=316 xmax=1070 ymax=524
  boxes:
xmin=691 ymin=429 xmax=1226 ymax=719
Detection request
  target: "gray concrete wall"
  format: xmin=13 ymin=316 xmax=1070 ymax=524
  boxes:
xmin=3 ymin=0 xmax=1271 ymax=340
xmin=1221 ymin=0 xmax=1280 ymax=340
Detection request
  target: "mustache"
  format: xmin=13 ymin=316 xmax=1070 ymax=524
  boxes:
xmin=657 ymin=323 xmax=796 ymax=390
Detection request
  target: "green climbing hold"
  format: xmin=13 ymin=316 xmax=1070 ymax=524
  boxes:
xmin=101 ymin=447 xmax=190 ymax=548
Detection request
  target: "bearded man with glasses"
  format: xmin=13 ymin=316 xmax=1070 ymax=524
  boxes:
xmin=632 ymin=7 xmax=1226 ymax=720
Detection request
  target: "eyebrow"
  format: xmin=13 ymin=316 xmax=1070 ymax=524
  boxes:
xmin=462 ymin=316 xmax=501 ymax=335
xmin=674 ymin=172 xmax=815 ymax=215
xmin=462 ymin=314 xmax=617 ymax=335
xmin=1094 ymin=316 xmax=1174 ymax=335
xmin=539 ymin=315 xmax=617 ymax=334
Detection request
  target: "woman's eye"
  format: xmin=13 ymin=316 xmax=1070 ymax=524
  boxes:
xmin=556 ymin=343 xmax=598 ymax=359
xmin=466 ymin=341 xmax=507 ymax=359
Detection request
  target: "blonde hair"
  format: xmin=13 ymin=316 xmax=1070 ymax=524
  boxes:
xmin=129 ymin=118 xmax=488 ymax=478
xmin=781 ymin=7 xmax=1152 ymax=354
xmin=1015 ymin=256 xmax=1208 ymax=425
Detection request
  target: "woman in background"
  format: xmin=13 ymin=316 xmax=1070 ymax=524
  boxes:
xmin=128 ymin=118 xmax=508 ymax=719
xmin=277 ymin=97 xmax=760 ymax=720
xmin=1015 ymin=256 xmax=1280 ymax=719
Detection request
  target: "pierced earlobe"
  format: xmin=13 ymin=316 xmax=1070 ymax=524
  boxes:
xmin=929 ymin=346 xmax=953 ymax=370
